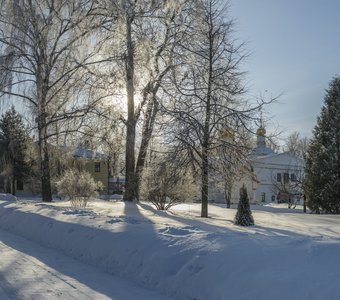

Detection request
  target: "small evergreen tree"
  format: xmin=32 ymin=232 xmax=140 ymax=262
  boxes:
xmin=305 ymin=77 xmax=340 ymax=213
xmin=0 ymin=107 xmax=30 ymax=195
xmin=234 ymin=185 xmax=254 ymax=226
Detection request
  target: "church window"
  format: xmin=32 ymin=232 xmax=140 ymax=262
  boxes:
xmin=291 ymin=173 xmax=297 ymax=182
xmin=283 ymin=173 xmax=289 ymax=183
xmin=276 ymin=173 xmax=281 ymax=182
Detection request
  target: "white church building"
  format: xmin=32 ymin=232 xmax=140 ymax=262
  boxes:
xmin=209 ymin=125 xmax=305 ymax=204
xmin=234 ymin=126 xmax=305 ymax=204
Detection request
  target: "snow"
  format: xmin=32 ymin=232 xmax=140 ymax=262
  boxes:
xmin=0 ymin=193 xmax=17 ymax=201
xmin=0 ymin=229 xmax=173 ymax=300
xmin=72 ymin=147 xmax=107 ymax=160
xmin=1 ymin=197 xmax=340 ymax=299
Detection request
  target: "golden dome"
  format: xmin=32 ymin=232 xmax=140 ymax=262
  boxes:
xmin=256 ymin=126 xmax=266 ymax=137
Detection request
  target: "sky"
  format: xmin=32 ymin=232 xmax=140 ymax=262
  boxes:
xmin=230 ymin=0 xmax=340 ymax=141
xmin=1 ymin=1 xmax=339 ymax=144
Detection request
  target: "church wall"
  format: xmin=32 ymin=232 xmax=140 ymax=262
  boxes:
xmin=227 ymin=154 xmax=304 ymax=204
xmin=206 ymin=126 xmax=305 ymax=205
xmin=251 ymin=155 xmax=304 ymax=203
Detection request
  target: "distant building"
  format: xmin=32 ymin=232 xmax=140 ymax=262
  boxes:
xmin=108 ymin=176 xmax=125 ymax=195
xmin=72 ymin=147 xmax=126 ymax=195
xmin=209 ymin=125 xmax=305 ymax=204
xmin=234 ymin=125 xmax=305 ymax=204
xmin=72 ymin=147 xmax=109 ymax=194
xmin=0 ymin=145 xmax=111 ymax=196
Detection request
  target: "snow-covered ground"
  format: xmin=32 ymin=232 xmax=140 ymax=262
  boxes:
xmin=1 ymin=196 xmax=340 ymax=300
xmin=0 ymin=229 xmax=173 ymax=300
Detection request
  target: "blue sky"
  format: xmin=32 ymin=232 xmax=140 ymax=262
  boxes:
xmin=231 ymin=0 xmax=340 ymax=140
xmin=1 ymin=1 xmax=339 ymax=143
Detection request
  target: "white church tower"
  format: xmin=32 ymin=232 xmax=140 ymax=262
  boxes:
xmin=251 ymin=124 xmax=274 ymax=156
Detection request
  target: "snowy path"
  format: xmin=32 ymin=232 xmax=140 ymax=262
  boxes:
xmin=0 ymin=229 xmax=173 ymax=300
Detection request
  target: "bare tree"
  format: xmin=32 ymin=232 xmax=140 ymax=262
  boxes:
xmin=0 ymin=0 xmax=106 ymax=201
xmin=102 ymin=0 xmax=185 ymax=201
xmin=163 ymin=0 xmax=267 ymax=217
xmin=212 ymin=129 xmax=253 ymax=208
xmin=283 ymin=131 xmax=309 ymax=159
xmin=134 ymin=4 xmax=189 ymax=200
xmin=271 ymin=164 xmax=305 ymax=209
xmin=70 ymin=104 xmax=126 ymax=179
xmin=140 ymin=151 xmax=197 ymax=210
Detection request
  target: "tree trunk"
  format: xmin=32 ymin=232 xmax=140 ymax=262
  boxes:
xmin=123 ymin=11 xmax=136 ymax=202
xmin=11 ymin=177 xmax=16 ymax=196
xmin=135 ymin=97 xmax=158 ymax=200
xmin=38 ymin=114 xmax=52 ymax=202
xmin=200 ymin=16 xmax=213 ymax=218
xmin=41 ymin=138 xmax=52 ymax=202
xmin=124 ymin=119 xmax=136 ymax=201
xmin=224 ymin=179 xmax=231 ymax=208
xmin=201 ymin=78 xmax=211 ymax=217
xmin=225 ymin=185 xmax=231 ymax=208
xmin=201 ymin=148 xmax=209 ymax=218
xmin=201 ymin=109 xmax=211 ymax=218
xmin=5 ymin=179 xmax=10 ymax=194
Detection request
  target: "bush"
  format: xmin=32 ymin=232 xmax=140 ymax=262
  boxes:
xmin=56 ymin=169 xmax=103 ymax=207
xmin=140 ymin=162 xmax=197 ymax=210
xmin=0 ymin=193 xmax=17 ymax=201
xmin=234 ymin=184 xmax=254 ymax=226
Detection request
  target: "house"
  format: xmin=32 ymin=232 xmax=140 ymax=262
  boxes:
xmin=0 ymin=145 xmax=110 ymax=196
xmin=72 ymin=147 xmax=109 ymax=194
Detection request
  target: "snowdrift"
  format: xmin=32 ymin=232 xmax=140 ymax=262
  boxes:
xmin=0 ymin=199 xmax=340 ymax=300
xmin=0 ymin=193 xmax=17 ymax=201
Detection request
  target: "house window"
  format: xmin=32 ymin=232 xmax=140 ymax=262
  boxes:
xmin=291 ymin=173 xmax=297 ymax=182
xmin=283 ymin=173 xmax=289 ymax=183
xmin=261 ymin=192 xmax=266 ymax=202
xmin=94 ymin=162 xmax=101 ymax=173
xmin=271 ymin=195 xmax=275 ymax=202
xmin=276 ymin=173 xmax=282 ymax=182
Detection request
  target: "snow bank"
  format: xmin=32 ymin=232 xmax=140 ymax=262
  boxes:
xmin=1 ymin=199 xmax=340 ymax=300
xmin=0 ymin=193 xmax=17 ymax=201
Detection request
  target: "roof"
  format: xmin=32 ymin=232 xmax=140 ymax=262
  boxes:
xmin=72 ymin=147 xmax=107 ymax=160
xmin=251 ymin=152 xmax=305 ymax=167
xmin=250 ymin=145 xmax=274 ymax=156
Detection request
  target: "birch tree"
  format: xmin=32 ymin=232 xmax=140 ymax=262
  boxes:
xmin=282 ymin=131 xmax=309 ymax=159
xmin=0 ymin=0 xmax=105 ymax=201
xmin=103 ymin=0 xmax=184 ymax=201
xmin=213 ymin=129 xmax=252 ymax=208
